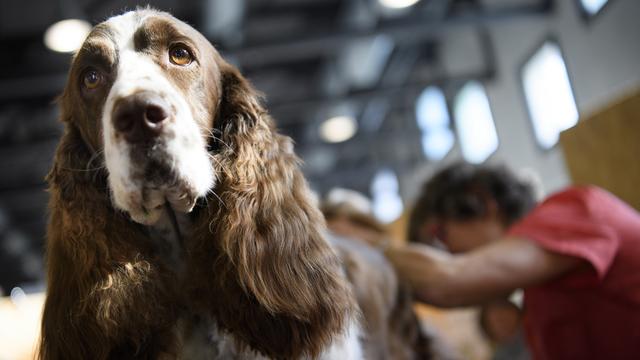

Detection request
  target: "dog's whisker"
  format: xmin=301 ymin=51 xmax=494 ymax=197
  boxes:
xmin=199 ymin=124 xmax=234 ymax=152
xmin=87 ymin=149 xmax=105 ymax=169
xmin=59 ymin=149 xmax=107 ymax=173
xmin=211 ymin=136 xmax=234 ymax=152
xmin=200 ymin=192 xmax=210 ymax=208
xmin=206 ymin=153 xmax=224 ymax=168
xmin=207 ymin=188 xmax=226 ymax=209
xmin=60 ymin=166 xmax=107 ymax=172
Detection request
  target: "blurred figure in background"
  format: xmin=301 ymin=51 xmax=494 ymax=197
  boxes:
xmin=386 ymin=162 xmax=640 ymax=360
xmin=322 ymin=188 xmax=389 ymax=248
xmin=479 ymin=296 xmax=530 ymax=360
xmin=321 ymin=188 xmax=457 ymax=360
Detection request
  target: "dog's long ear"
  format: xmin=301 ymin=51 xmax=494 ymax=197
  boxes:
xmin=189 ymin=62 xmax=357 ymax=359
xmin=39 ymin=100 xmax=178 ymax=359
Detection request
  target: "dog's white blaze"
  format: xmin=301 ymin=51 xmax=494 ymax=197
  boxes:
xmin=101 ymin=11 xmax=213 ymax=224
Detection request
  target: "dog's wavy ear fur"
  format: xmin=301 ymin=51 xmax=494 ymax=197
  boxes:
xmin=188 ymin=61 xmax=357 ymax=359
xmin=38 ymin=81 xmax=178 ymax=360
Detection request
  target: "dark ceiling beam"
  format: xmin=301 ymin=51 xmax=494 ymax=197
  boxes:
xmin=228 ymin=1 xmax=551 ymax=68
xmin=300 ymin=130 xmax=422 ymax=164
xmin=269 ymin=68 xmax=492 ymax=123
xmin=269 ymin=25 xmax=498 ymax=125
xmin=0 ymin=1 xmax=549 ymax=102
xmin=0 ymin=139 xmax=56 ymax=190
xmin=0 ymin=74 xmax=66 ymax=104
xmin=305 ymin=153 xmax=418 ymax=195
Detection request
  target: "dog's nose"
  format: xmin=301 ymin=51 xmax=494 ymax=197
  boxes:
xmin=112 ymin=92 xmax=169 ymax=143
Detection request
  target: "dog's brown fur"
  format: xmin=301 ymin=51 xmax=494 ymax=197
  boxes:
xmin=39 ymin=9 xmax=356 ymax=360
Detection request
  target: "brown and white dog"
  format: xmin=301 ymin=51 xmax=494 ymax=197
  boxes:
xmin=39 ymin=9 xmax=361 ymax=359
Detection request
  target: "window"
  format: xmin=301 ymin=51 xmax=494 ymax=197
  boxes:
xmin=453 ymin=81 xmax=499 ymax=164
xmin=371 ymin=169 xmax=404 ymax=223
xmin=416 ymin=86 xmax=454 ymax=161
xmin=522 ymin=41 xmax=578 ymax=149
xmin=579 ymin=0 xmax=608 ymax=17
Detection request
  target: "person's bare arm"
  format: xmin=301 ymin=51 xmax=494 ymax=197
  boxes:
xmin=385 ymin=237 xmax=583 ymax=307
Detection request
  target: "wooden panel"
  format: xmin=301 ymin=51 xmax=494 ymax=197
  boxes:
xmin=560 ymin=89 xmax=640 ymax=210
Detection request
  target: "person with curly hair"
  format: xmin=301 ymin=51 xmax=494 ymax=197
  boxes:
xmin=386 ymin=162 xmax=640 ymax=360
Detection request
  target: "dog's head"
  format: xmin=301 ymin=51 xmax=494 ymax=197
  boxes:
xmin=60 ymin=9 xmax=229 ymax=224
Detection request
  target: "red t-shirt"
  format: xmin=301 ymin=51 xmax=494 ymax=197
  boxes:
xmin=508 ymin=186 xmax=640 ymax=360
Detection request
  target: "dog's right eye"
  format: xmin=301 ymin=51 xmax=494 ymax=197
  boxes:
xmin=82 ymin=69 xmax=103 ymax=90
xmin=169 ymin=45 xmax=193 ymax=66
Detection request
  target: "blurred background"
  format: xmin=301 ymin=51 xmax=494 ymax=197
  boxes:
xmin=1 ymin=0 xmax=639 ymax=358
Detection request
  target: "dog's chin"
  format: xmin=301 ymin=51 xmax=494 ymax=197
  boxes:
xmin=112 ymin=179 xmax=201 ymax=226
xmin=110 ymin=158 xmax=213 ymax=226
xmin=135 ymin=186 xmax=199 ymax=226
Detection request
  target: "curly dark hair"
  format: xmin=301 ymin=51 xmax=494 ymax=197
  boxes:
xmin=408 ymin=162 xmax=537 ymax=243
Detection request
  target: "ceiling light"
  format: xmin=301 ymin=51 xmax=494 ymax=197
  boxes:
xmin=44 ymin=19 xmax=92 ymax=53
xmin=320 ymin=116 xmax=357 ymax=143
xmin=379 ymin=0 xmax=421 ymax=9
xmin=580 ymin=0 xmax=608 ymax=15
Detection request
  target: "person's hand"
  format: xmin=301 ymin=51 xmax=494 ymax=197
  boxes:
xmin=384 ymin=243 xmax=456 ymax=305
xmin=385 ymin=243 xmax=448 ymax=275
xmin=479 ymin=299 xmax=523 ymax=343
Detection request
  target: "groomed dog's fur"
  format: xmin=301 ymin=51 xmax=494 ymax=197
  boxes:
xmin=331 ymin=236 xmax=437 ymax=360
xmin=39 ymin=9 xmax=359 ymax=359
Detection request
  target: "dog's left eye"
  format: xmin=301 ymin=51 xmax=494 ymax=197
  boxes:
xmin=169 ymin=45 xmax=193 ymax=66
xmin=82 ymin=69 xmax=103 ymax=90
